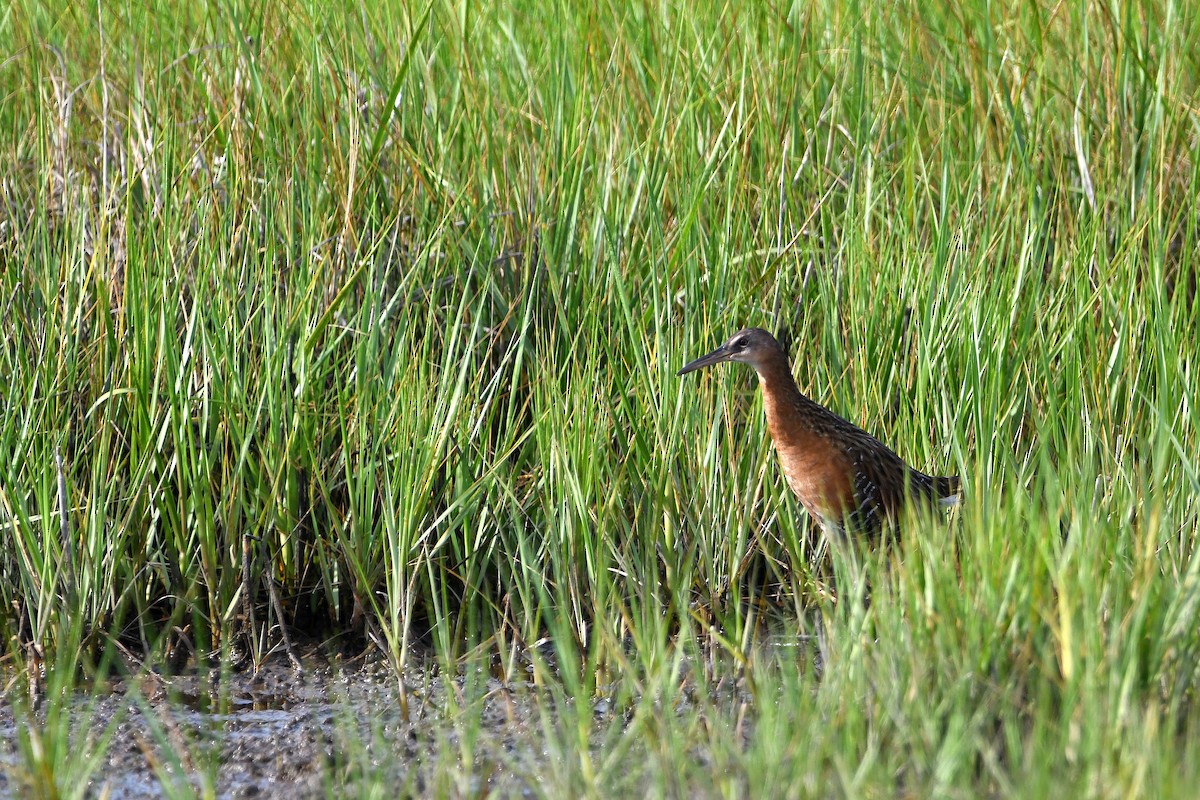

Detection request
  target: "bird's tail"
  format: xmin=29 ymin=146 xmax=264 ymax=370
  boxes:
xmin=932 ymin=474 xmax=960 ymax=507
xmin=911 ymin=471 xmax=961 ymax=507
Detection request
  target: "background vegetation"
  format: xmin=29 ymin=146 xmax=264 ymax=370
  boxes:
xmin=1 ymin=0 xmax=1198 ymax=795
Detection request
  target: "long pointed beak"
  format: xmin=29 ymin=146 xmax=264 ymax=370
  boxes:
xmin=677 ymin=345 xmax=732 ymax=376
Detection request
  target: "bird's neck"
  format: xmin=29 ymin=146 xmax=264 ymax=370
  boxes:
xmin=753 ymin=351 xmax=824 ymax=450
xmin=753 ymin=351 xmax=806 ymax=404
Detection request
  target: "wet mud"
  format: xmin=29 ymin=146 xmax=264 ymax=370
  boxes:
xmin=0 ymin=633 xmax=804 ymax=798
xmin=0 ymin=649 xmax=548 ymax=799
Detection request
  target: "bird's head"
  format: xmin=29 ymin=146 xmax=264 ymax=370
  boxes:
xmin=677 ymin=328 xmax=783 ymax=376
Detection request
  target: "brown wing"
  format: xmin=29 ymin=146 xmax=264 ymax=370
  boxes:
xmin=766 ymin=386 xmax=957 ymax=536
xmin=840 ymin=437 xmax=909 ymax=537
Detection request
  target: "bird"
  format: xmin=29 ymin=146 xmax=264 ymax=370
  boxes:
xmin=678 ymin=327 xmax=959 ymax=539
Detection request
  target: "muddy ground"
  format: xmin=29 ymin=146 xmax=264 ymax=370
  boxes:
xmin=0 ymin=647 xmax=566 ymax=799
xmin=0 ymin=631 xmax=799 ymax=799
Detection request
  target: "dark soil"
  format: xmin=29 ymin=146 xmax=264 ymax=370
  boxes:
xmin=0 ymin=647 xmax=548 ymax=799
xmin=0 ymin=630 xmax=804 ymax=798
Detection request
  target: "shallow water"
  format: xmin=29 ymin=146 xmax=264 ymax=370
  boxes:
xmin=0 ymin=631 xmax=816 ymax=798
xmin=0 ymin=650 xmax=541 ymax=799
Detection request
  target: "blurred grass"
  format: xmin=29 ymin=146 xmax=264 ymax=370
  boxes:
xmin=1 ymin=0 xmax=1198 ymax=795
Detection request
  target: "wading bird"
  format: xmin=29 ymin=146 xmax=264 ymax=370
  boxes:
xmin=678 ymin=328 xmax=958 ymax=538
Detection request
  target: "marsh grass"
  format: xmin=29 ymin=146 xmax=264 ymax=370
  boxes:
xmin=1 ymin=0 xmax=1199 ymax=794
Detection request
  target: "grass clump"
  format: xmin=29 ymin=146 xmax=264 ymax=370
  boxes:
xmin=1 ymin=0 xmax=1198 ymax=795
